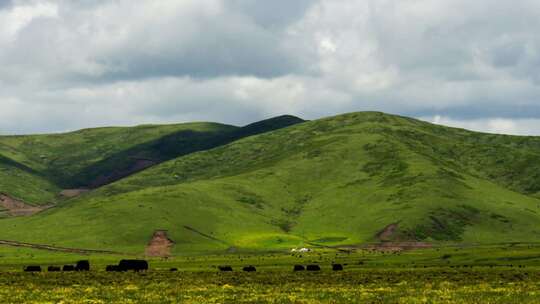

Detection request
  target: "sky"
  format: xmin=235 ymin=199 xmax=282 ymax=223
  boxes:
xmin=1 ymin=0 xmax=540 ymax=135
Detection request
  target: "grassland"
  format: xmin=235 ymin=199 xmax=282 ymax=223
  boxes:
xmin=1 ymin=112 xmax=540 ymax=254
xmin=0 ymin=115 xmax=304 ymax=204
xmin=0 ymin=122 xmax=236 ymax=204
xmin=3 ymin=269 xmax=539 ymax=303
xmin=0 ymin=245 xmax=539 ymax=303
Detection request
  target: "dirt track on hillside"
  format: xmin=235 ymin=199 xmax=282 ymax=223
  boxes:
xmin=60 ymin=189 xmax=90 ymax=198
xmin=364 ymin=241 xmax=433 ymax=252
xmin=0 ymin=239 xmax=122 ymax=254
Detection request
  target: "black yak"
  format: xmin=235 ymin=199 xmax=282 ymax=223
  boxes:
xmin=293 ymin=265 xmax=305 ymax=271
xmin=76 ymin=260 xmax=90 ymax=271
xmin=332 ymin=264 xmax=343 ymax=271
xmin=63 ymin=265 xmax=75 ymax=271
xmin=118 ymin=259 xmax=148 ymax=272
xmin=306 ymin=264 xmax=321 ymax=271
xmin=47 ymin=266 xmax=61 ymax=272
xmin=24 ymin=266 xmax=41 ymax=272
xmin=243 ymin=266 xmax=256 ymax=272
xmin=218 ymin=266 xmax=233 ymax=272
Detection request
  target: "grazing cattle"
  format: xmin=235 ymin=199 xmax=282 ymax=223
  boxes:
xmin=243 ymin=266 xmax=256 ymax=272
xmin=106 ymin=265 xmax=121 ymax=272
xmin=76 ymin=260 xmax=90 ymax=271
xmin=306 ymin=264 xmax=321 ymax=271
xmin=48 ymin=266 xmax=61 ymax=272
xmin=332 ymin=264 xmax=344 ymax=271
xmin=24 ymin=266 xmax=41 ymax=272
xmin=118 ymin=259 xmax=149 ymax=272
xmin=170 ymin=268 xmax=178 ymax=272
xmin=218 ymin=266 xmax=233 ymax=272
xmin=63 ymin=265 xmax=75 ymax=271
xmin=293 ymin=265 xmax=305 ymax=271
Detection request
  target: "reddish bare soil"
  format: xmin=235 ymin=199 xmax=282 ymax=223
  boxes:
xmin=363 ymin=223 xmax=432 ymax=252
xmin=145 ymin=230 xmax=174 ymax=257
xmin=376 ymin=223 xmax=399 ymax=241
xmin=0 ymin=194 xmax=51 ymax=217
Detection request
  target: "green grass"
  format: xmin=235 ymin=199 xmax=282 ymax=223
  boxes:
xmin=2 ymin=242 xmax=540 ymax=270
xmin=0 ymin=112 xmax=540 ymax=254
xmin=0 ymin=122 xmax=235 ymax=204
xmin=2 ymin=268 xmax=539 ymax=303
xmin=0 ymin=115 xmax=303 ymax=203
xmin=0 ymin=246 xmax=539 ymax=303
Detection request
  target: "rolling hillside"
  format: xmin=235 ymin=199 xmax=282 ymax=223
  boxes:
xmin=0 ymin=115 xmax=303 ymax=205
xmin=0 ymin=122 xmax=233 ymax=205
xmin=0 ymin=112 xmax=540 ymax=254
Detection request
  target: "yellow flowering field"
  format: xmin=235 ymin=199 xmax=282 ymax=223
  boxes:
xmin=0 ymin=269 xmax=538 ymax=303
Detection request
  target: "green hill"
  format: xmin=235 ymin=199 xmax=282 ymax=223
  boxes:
xmin=0 ymin=115 xmax=303 ymax=204
xmin=0 ymin=122 xmax=233 ymax=204
xmin=0 ymin=112 xmax=540 ymax=254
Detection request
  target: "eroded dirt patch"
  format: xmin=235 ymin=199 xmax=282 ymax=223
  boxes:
xmin=376 ymin=223 xmax=399 ymax=241
xmin=0 ymin=193 xmax=51 ymax=217
xmin=145 ymin=230 xmax=174 ymax=257
xmin=369 ymin=222 xmax=432 ymax=252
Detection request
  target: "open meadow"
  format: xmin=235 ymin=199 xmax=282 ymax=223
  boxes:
xmin=0 ymin=244 xmax=539 ymax=303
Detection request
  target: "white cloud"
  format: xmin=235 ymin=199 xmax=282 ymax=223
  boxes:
xmin=0 ymin=1 xmax=57 ymax=43
xmin=424 ymin=115 xmax=540 ymax=136
xmin=1 ymin=0 xmax=540 ymax=135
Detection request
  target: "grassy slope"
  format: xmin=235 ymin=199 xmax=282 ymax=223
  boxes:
xmin=0 ymin=112 xmax=539 ymax=254
xmin=64 ymin=115 xmax=304 ymax=188
xmin=0 ymin=122 xmax=237 ymax=204
xmin=0 ymin=155 xmax=60 ymax=204
xmin=0 ymin=115 xmax=304 ymax=205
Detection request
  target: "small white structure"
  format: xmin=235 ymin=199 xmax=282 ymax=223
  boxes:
xmin=291 ymin=247 xmax=312 ymax=253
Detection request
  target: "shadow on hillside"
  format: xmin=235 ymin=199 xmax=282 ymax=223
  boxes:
xmin=0 ymin=155 xmax=47 ymax=178
xmin=61 ymin=115 xmax=305 ymax=189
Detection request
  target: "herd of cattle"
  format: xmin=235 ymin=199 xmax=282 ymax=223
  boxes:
xmin=24 ymin=260 xmax=149 ymax=272
xmin=23 ymin=260 xmax=345 ymax=272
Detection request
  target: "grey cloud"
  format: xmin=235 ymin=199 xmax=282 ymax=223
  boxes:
xmin=228 ymin=0 xmax=316 ymax=28
xmin=0 ymin=0 xmax=307 ymax=85
xmin=3 ymin=0 xmax=540 ymax=135
xmin=489 ymin=43 xmax=526 ymax=68
xmin=95 ymin=22 xmax=298 ymax=81
xmin=0 ymin=0 xmax=12 ymax=9
xmin=365 ymin=1 xmax=540 ymax=81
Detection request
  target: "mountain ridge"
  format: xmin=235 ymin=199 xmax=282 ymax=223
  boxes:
xmin=0 ymin=115 xmax=304 ymax=204
xmin=0 ymin=111 xmax=539 ymax=254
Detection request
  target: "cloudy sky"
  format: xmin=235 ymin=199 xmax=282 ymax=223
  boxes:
xmin=1 ymin=0 xmax=540 ymax=135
